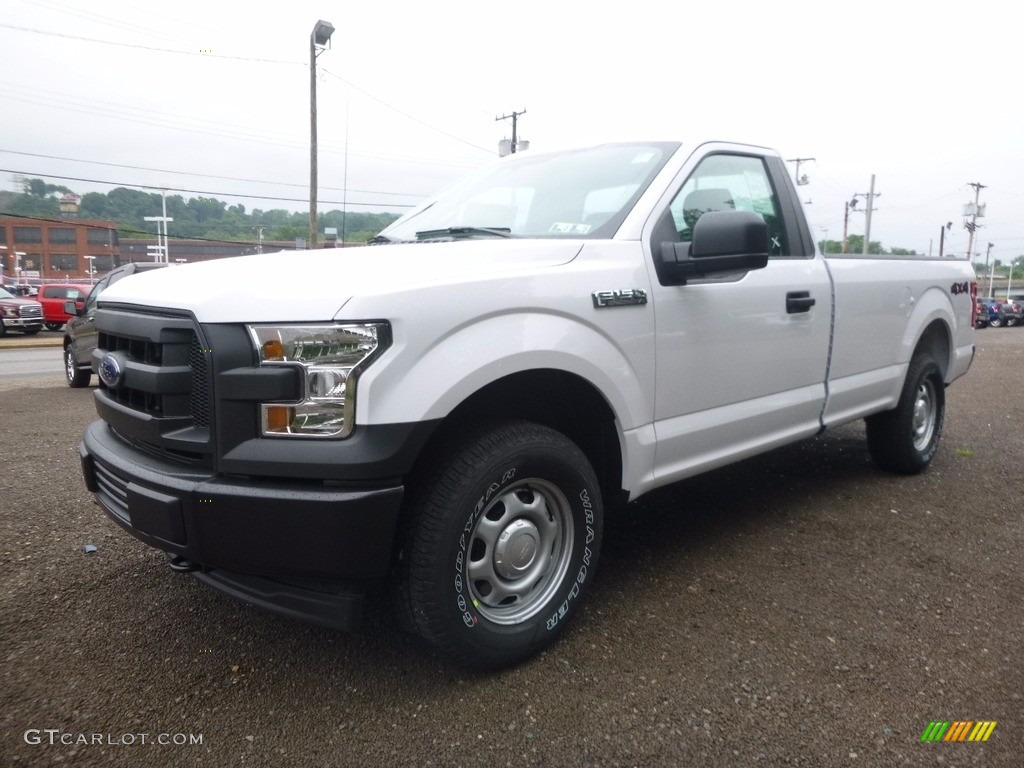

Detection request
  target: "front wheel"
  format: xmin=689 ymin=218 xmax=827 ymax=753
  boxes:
xmin=65 ymin=345 xmax=91 ymax=388
xmin=866 ymin=355 xmax=945 ymax=474
xmin=393 ymin=421 xmax=603 ymax=670
xmin=989 ymin=317 xmax=1003 ymax=328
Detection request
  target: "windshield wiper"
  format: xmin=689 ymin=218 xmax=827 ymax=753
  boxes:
xmin=414 ymin=226 xmax=513 ymax=241
xmin=367 ymin=234 xmax=398 ymax=244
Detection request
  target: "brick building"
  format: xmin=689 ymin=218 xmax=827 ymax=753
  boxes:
xmin=0 ymin=214 xmax=120 ymax=283
xmin=2 ymin=213 xmax=345 ymax=285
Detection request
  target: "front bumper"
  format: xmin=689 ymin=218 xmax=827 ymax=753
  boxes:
xmin=81 ymin=420 xmax=405 ymax=630
xmin=3 ymin=317 xmax=43 ymax=329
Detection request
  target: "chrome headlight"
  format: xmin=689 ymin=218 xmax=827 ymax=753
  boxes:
xmin=247 ymin=323 xmax=390 ymax=439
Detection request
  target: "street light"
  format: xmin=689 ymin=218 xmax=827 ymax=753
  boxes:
xmin=14 ymin=251 xmax=26 ymax=283
xmin=85 ymin=255 xmax=96 ymax=284
xmin=309 ymin=19 xmax=334 ymax=249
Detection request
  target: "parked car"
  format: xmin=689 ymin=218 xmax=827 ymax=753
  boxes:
xmin=4 ymin=283 xmax=38 ymax=297
xmin=63 ymin=263 xmax=167 ymax=387
xmin=999 ymin=298 xmax=1022 ymax=327
xmin=36 ymin=283 xmax=92 ymax=331
xmin=975 ymin=297 xmax=990 ymax=328
xmin=0 ymin=286 xmax=44 ymax=336
xmin=978 ymin=297 xmax=1013 ymax=328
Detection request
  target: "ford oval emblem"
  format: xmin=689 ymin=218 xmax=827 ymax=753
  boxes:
xmin=98 ymin=353 xmax=125 ymax=389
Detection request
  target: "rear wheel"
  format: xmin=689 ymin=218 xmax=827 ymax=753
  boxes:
xmin=393 ymin=420 xmax=603 ymax=670
xmin=65 ymin=345 xmax=91 ymax=388
xmin=989 ymin=317 xmax=1003 ymax=328
xmin=866 ymin=354 xmax=944 ymax=474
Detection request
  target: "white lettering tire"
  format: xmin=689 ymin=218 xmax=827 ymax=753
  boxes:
xmin=393 ymin=420 xmax=603 ymax=669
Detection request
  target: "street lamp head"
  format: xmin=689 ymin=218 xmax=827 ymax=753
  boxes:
xmin=312 ymin=20 xmax=334 ymax=46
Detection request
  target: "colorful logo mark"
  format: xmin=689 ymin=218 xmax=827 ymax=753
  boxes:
xmin=921 ymin=721 xmax=997 ymax=742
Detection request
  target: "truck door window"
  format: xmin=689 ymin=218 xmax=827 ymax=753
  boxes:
xmin=669 ymin=154 xmax=788 ymax=257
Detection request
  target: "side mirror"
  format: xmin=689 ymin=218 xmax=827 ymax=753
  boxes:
xmin=658 ymin=210 xmax=770 ymax=285
xmin=64 ymin=300 xmax=85 ymax=317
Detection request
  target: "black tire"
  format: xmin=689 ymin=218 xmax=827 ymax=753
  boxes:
xmin=989 ymin=317 xmax=1002 ymax=328
xmin=0 ymin=320 xmax=5 ymax=337
xmin=45 ymin=322 xmax=64 ymax=332
xmin=866 ymin=355 xmax=945 ymax=474
xmin=393 ymin=420 xmax=603 ymax=670
xmin=64 ymin=345 xmax=91 ymax=388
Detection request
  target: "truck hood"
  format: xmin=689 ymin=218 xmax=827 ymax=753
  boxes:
xmin=98 ymin=240 xmax=583 ymax=322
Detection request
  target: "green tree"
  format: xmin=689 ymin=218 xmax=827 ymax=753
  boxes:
xmin=23 ymin=178 xmax=72 ymax=197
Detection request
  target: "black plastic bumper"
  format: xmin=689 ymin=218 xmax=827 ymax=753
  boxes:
xmin=81 ymin=420 xmax=406 ymax=630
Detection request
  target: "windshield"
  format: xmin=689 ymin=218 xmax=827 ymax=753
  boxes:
xmin=379 ymin=142 xmax=679 ymax=242
xmin=0 ymin=287 xmax=14 ymax=299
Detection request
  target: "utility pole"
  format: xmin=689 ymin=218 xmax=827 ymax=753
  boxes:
xmin=786 ymin=157 xmax=815 ymax=186
xmin=985 ymin=242 xmax=995 ymax=296
xmin=850 ymin=176 xmax=880 ymax=255
xmin=938 ymin=221 xmax=952 ymax=258
xmin=842 ymin=201 xmax=849 ymax=254
xmin=309 ymin=20 xmax=335 ymax=250
xmin=496 ymin=109 xmax=526 ymax=155
xmin=963 ymin=182 xmax=986 ymax=265
xmin=253 ymin=225 xmax=266 ymax=255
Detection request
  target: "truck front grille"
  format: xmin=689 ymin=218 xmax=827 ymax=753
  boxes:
xmin=94 ymin=308 xmax=213 ymax=466
xmin=20 ymin=305 xmax=42 ymax=319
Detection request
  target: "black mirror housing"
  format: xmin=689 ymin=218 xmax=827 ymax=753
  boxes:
xmin=658 ymin=210 xmax=769 ymax=285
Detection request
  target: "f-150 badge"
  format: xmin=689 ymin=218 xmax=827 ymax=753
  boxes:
xmin=592 ymin=289 xmax=648 ymax=308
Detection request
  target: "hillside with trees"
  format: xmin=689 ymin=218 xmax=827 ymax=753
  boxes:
xmin=0 ymin=178 xmax=401 ymax=244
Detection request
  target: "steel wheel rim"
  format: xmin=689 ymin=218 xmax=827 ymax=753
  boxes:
xmin=911 ymin=378 xmax=937 ymax=451
xmin=64 ymin=348 xmax=75 ymax=382
xmin=466 ymin=477 xmax=574 ymax=625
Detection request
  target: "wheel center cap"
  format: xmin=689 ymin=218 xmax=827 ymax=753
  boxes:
xmin=494 ymin=519 xmax=540 ymax=579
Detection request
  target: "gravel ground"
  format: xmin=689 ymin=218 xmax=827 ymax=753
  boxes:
xmin=1 ymin=330 xmax=1021 ymax=767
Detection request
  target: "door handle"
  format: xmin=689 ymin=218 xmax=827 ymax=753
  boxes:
xmin=786 ymin=291 xmax=816 ymax=314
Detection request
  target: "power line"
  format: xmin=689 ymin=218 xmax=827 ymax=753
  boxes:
xmin=0 ymin=168 xmax=416 ymax=209
xmin=320 ymin=68 xmax=493 ymax=155
xmin=0 ymin=149 xmax=425 ymax=198
xmin=0 ymin=83 xmax=484 ymax=169
xmin=0 ymin=21 xmax=303 ymax=65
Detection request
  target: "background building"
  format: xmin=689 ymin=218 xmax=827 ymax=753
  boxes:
xmin=0 ymin=214 xmax=120 ymax=283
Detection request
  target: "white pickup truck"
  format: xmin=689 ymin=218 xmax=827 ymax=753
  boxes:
xmin=78 ymin=140 xmax=977 ymax=669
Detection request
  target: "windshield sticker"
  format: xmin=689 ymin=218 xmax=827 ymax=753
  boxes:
xmin=549 ymin=222 xmax=592 ymax=234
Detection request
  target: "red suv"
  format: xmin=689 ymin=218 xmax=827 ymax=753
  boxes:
xmin=36 ymin=283 xmax=92 ymax=331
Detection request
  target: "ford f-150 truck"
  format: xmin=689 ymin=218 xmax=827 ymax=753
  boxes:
xmin=0 ymin=285 xmax=43 ymax=335
xmin=77 ymin=140 xmax=977 ymax=669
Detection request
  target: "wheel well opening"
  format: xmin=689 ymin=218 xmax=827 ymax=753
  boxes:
xmin=914 ymin=321 xmax=950 ymax=380
xmin=427 ymin=369 xmax=624 ymax=499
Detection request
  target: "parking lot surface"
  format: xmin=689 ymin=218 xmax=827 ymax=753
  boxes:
xmin=1 ymin=330 xmax=1021 ymax=767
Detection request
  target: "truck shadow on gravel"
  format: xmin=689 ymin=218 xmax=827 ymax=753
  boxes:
xmin=115 ymin=422 xmax=890 ymax=682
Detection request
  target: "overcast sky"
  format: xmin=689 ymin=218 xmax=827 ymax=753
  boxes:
xmin=2 ymin=0 xmax=1022 ymax=264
